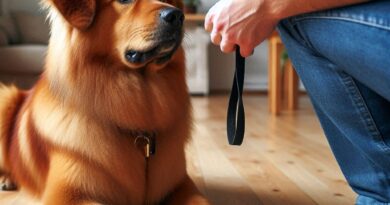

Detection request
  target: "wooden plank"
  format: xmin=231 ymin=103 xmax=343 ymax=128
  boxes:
xmin=190 ymin=123 xmax=262 ymax=205
xmin=187 ymin=95 xmax=357 ymax=205
xmin=196 ymin=122 xmax=318 ymax=205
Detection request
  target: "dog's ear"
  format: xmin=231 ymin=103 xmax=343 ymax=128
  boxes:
xmin=50 ymin=0 xmax=96 ymax=30
xmin=165 ymin=0 xmax=183 ymax=10
xmin=175 ymin=0 xmax=183 ymax=10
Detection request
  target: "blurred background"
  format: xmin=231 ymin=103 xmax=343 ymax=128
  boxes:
xmin=0 ymin=0 xmax=269 ymax=92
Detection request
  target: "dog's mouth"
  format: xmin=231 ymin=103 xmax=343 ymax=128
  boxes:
xmin=125 ymin=37 xmax=181 ymax=65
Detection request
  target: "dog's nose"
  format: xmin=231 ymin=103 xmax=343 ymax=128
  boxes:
xmin=160 ymin=8 xmax=184 ymax=27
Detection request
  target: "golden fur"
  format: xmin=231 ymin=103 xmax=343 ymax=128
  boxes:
xmin=0 ymin=0 xmax=209 ymax=204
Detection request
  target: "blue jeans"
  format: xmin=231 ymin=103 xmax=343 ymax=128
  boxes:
xmin=277 ymin=1 xmax=390 ymax=204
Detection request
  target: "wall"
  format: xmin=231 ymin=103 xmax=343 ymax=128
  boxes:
xmin=197 ymin=0 xmax=269 ymax=91
xmin=205 ymin=41 xmax=269 ymax=91
xmin=2 ymin=0 xmax=43 ymax=14
xmin=198 ymin=0 xmax=218 ymax=13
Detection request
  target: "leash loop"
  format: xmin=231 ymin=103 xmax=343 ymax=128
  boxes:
xmin=226 ymin=46 xmax=246 ymax=146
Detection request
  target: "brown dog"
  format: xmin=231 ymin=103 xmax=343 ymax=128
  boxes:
xmin=0 ymin=0 xmax=210 ymax=204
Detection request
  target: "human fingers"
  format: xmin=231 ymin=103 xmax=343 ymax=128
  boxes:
xmin=210 ymin=31 xmax=222 ymax=45
xmin=220 ymin=39 xmax=236 ymax=53
xmin=205 ymin=12 xmax=214 ymax=32
xmin=239 ymin=45 xmax=255 ymax=58
xmin=205 ymin=3 xmax=218 ymax=32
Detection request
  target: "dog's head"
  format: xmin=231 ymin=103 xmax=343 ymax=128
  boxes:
xmin=46 ymin=0 xmax=184 ymax=70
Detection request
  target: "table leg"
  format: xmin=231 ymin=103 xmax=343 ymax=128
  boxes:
xmin=268 ymin=37 xmax=283 ymax=115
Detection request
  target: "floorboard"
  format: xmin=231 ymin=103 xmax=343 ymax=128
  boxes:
xmin=187 ymin=95 xmax=356 ymax=205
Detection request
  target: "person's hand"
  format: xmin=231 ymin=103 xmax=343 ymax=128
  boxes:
xmin=205 ymin=0 xmax=281 ymax=57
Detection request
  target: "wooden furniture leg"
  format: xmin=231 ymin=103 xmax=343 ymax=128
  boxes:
xmin=268 ymin=35 xmax=283 ymax=115
xmin=284 ymin=60 xmax=299 ymax=111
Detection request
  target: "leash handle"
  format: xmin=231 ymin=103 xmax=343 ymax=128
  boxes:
xmin=226 ymin=46 xmax=246 ymax=146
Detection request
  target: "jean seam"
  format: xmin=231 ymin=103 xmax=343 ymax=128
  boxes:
xmin=338 ymin=73 xmax=390 ymax=153
xmin=284 ymin=19 xmax=324 ymax=58
xmin=293 ymin=16 xmax=390 ymax=31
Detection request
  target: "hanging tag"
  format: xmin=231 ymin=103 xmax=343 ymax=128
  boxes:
xmin=135 ymin=133 xmax=156 ymax=158
xmin=145 ymin=143 xmax=151 ymax=158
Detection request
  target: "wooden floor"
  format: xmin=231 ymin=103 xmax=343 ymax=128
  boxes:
xmin=186 ymin=94 xmax=356 ymax=205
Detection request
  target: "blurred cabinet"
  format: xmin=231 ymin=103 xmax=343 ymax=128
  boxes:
xmin=184 ymin=14 xmax=210 ymax=95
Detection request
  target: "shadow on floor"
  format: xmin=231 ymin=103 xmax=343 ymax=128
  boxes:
xmin=202 ymin=184 xmax=317 ymax=205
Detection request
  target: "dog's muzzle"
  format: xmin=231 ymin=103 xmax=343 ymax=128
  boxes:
xmin=125 ymin=7 xmax=184 ymax=65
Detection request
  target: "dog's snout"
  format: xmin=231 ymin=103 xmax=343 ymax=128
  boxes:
xmin=160 ymin=8 xmax=184 ymax=27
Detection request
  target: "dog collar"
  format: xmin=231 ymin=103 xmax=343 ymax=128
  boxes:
xmin=134 ymin=132 xmax=156 ymax=158
xmin=118 ymin=128 xmax=156 ymax=158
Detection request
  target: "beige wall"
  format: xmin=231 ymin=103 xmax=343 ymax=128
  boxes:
xmin=207 ymin=41 xmax=269 ymax=91
xmin=2 ymin=0 xmax=43 ymax=14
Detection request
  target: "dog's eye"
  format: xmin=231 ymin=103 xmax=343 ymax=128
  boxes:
xmin=117 ymin=0 xmax=133 ymax=4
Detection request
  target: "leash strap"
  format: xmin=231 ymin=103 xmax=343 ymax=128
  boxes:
xmin=227 ymin=47 xmax=246 ymax=146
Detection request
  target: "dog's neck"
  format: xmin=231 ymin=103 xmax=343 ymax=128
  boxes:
xmin=42 ymin=16 xmax=189 ymax=134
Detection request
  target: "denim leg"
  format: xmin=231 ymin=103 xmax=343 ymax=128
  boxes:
xmin=277 ymin=1 xmax=390 ymax=204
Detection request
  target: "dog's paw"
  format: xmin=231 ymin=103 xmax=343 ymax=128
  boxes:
xmin=0 ymin=175 xmax=17 ymax=191
xmin=185 ymin=196 xmax=211 ymax=205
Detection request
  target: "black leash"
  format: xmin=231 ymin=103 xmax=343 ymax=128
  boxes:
xmin=226 ymin=46 xmax=246 ymax=146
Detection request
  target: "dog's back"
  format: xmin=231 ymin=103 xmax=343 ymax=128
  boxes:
xmin=0 ymin=85 xmax=25 ymax=173
xmin=0 ymin=86 xmax=42 ymax=205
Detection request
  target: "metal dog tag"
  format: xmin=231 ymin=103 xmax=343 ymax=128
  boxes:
xmin=135 ymin=133 xmax=156 ymax=158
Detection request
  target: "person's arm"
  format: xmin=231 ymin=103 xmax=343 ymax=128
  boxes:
xmin=205 ymin=0 xmax=369 ymax=57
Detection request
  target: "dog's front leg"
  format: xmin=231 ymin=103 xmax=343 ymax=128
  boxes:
xmin=163 ymin=175 xmax=210 ymax=205
xmin=42 ymin=174 xmax=105 ymax=205
xmin=42 ymin=185 xmax=103 ymax=205
xmin=41 ymin=155 xmax=104 ymax=205
xmin=42 ymin=187 xmax=103 ymax=205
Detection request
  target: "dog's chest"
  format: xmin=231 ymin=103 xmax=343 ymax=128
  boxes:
xmin=102 ymin=133 xmax=187 ymax=204
xmin=143 ymin=137 xmax=187 ymax=203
